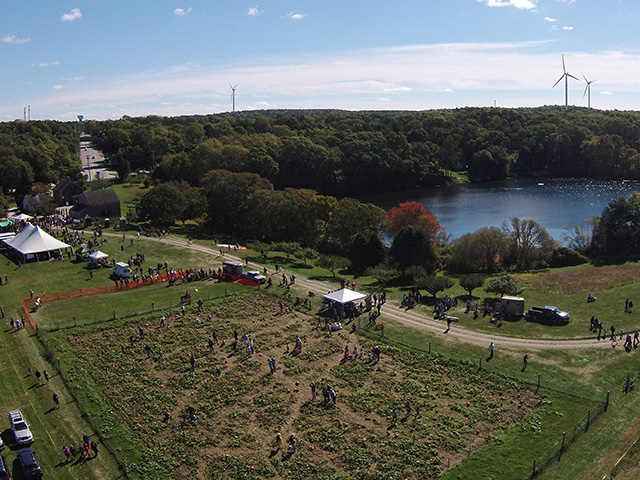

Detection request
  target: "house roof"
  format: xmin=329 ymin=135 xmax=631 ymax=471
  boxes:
xmin=78 ymin=189 xmax=120 ymax=206
xmin=3 ymin=224 xmax=70 ymax=255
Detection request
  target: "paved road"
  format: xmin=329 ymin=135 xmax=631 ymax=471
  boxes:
xmin=122 ymin=232 xmax=613 ymax=352
xmin=79 ymin=134 xmax=117 ymax=181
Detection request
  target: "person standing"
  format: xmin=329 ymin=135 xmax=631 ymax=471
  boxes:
xmin=522 ymin=354 xmax=528 ymax=372
xmin=488 ymin=342 xmax=495 ymax=360
xmin=310 ymin=381 xmax=316 ymax=401
xmin=53 ymin=393 xmax=60 ymax=408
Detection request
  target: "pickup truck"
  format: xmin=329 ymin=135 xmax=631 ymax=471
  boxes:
xmin=243 ymin=270 xmax=266 ymax=285
xmin=525 ymin=305 xmax=570 ymax=324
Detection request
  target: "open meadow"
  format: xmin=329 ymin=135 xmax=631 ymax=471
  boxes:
xmin=2 ymin=233 xmax=640 ymax=479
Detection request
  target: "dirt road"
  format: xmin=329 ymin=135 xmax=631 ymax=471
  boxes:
xmin=130 ymin=233 xmax=610 ymax=351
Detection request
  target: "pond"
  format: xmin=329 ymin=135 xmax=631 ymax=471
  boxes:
xmin=362 ymin=178 xmax=640 ymax=241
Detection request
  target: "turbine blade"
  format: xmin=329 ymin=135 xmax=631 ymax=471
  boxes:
xmin=567 ymin=73 xmax=579 ymax=81
xmin=552 ymin=75 xmax=564 ymax=88
xmin=583 ymin=84 xmax=589 ymax=98
xmin=582 ymin=73 xmax=588 ymax=83
xmin=562 ymin=54 xmax=566 ymax=73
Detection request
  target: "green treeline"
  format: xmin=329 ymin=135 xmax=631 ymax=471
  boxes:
xmin=0 ymin=120 xmax=83 ymax=197
xmin=84 ymin=107 xmax=640 ymax=195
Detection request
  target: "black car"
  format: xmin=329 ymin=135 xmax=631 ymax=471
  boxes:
xmin=16 ymin=448 xmax=42 ymax=479
xmin=0 ymin=454 xmax=10 ymax=480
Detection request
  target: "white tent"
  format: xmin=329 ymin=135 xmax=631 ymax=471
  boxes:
xmin=11 ymin=213 xmax=33 ymax=221
xmin=88 ymin=250 xmax=109 ymax=266
xmin=3 ymin=224 xmax=70 ymax=262
xmin=323 ymin=288 xmax=367 ymax=305
xmin=88 ymin=250 xmax=108 ymax=262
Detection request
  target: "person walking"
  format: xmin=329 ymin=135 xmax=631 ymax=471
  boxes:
xmin=310 ymin=381 xmax=316 ymax=401
xmin=488 ymin=342 xmax=495 ymax=360
xmin=62 ymin=445 xmax=70 ymax=462
xmin=275 ymin=433 xmax=283 ymax=452
xmin=53 ymin=393 xmax=60 ymax=408
xmin=522 ymin=354 xmax=528 ymax=372
xmin=90 ymin=441 xmax=99 ymax=457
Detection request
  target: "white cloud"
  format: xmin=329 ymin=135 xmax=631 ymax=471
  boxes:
xmin=544 ymin=16 xmax=556 ymax=22
xmin=600 ymin=91 xmax=612 ymax=95
xmin=477 ymin=0 xmax=537 ymax=10
xmin=286 ymin=12 xmax=306 ymax=21
xmin=562 ymin=25 xmax=574 ymax=30
xmin=35 ymin=61 xmax=61 ymax=67
xmin=9 ymin=42 xmax=640 ymax=119
xmin=247 ymin=7 xmax=263 ymax=17
xmin=2 ymin=34 xmax=30 ymax=44
xmin=174 ymin=7 xmax=193 ymax=16
xmin=53 ymin=85 xmax=63 ymax=90
xmin=61 ymin=8 xmax=82 ymax=22
xmin=383 ymin=86 xmax=412 ymax=92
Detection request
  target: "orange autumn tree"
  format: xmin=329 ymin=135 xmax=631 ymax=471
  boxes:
xmin=385 ymin=202 xmax=443 ymax=240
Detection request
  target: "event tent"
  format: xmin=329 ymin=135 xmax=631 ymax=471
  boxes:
xmin=89 ymin=250 xmax=109 ymax=263
xmin=3 ymin=224 xmax=71 ymax=262
xmin=323 ymin=288 xmax=367 ymax=305
xmin=11 ymin=213 xmax=33 ymax=221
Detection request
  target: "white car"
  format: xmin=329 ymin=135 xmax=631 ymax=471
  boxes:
xmin=9 ymin=409 xmax=33 ymax=445
xmin=244 ymin=270 xmax=266 ymax=284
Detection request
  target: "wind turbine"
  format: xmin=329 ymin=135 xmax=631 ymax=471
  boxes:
xmin=229 ymin=83 xmax=238 ymax=112
xmin=552 ymin=54 xmax=579 ymax=110
xmin=582 ymin=74 xmax=596 ymax=109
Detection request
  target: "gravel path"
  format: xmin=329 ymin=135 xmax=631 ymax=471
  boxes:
xmin=129 ymin=233 xmax=610 ymax=351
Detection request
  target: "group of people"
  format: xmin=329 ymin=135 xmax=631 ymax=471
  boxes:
xmin=61 ymin=433 xmax=99 ymax=462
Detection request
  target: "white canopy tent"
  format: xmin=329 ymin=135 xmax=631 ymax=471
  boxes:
xmin=88 ymin=250 xmax=108 ymax=262
xmin=323 ymin=288 xmax=367 ymax=305
xmin=11 ymin=213 xmax=33 ymax=221
xmin=3 ymin=224 xmax=71 ymax=262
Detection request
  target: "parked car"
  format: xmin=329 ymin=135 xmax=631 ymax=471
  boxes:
xmin=16 ymin=448 xmax=42 ymax=479
xmin=243 ymin=270 xmax=266 ymax=284
xmin=0 ymin=454 xmax=11 ymax=480
xmin=8 ymin=410 xmax=33 ymax=445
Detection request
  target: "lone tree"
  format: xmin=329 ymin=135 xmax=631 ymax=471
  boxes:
xmin=415 ymin=273 xmax=454 ymax=299
xmin=485 ymin=274 xmax=522 ymax=297
xmin=459 ymin=274 xmax=485 ymax=297
xmin=317 ymin=255 xmax=351 ymax=278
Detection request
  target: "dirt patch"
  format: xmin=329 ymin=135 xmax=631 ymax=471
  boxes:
xmin=66 ymin=293 xmax=541 ymax=479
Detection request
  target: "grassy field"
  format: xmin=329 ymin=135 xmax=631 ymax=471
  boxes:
xmin=3 ymin=233 xmax=640 ymax=479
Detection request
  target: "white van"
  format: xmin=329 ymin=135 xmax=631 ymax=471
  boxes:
xmin=113 ymin=262 xmax=132 ymax=278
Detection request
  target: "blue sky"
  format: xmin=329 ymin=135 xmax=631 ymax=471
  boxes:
xmin=2 ymin=0 xmax=640 ymax=121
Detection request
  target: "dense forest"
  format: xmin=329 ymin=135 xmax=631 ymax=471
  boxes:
xmin=2 ymin=108 xmax=640 ymax=272
xmin=81 ymin=107 xmax=640 ymax=196
xmin=0 ymin=120 xmax=82 ymax=198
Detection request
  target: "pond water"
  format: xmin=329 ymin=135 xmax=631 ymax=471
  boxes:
xmin=362 ymin=179 xmax=640 ymax=241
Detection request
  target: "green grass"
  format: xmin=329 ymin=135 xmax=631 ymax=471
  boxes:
xmin=35 ymin=280 xmax=248 ymax=329
xmin=5 ymin=235 xmax=640 ymax=479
